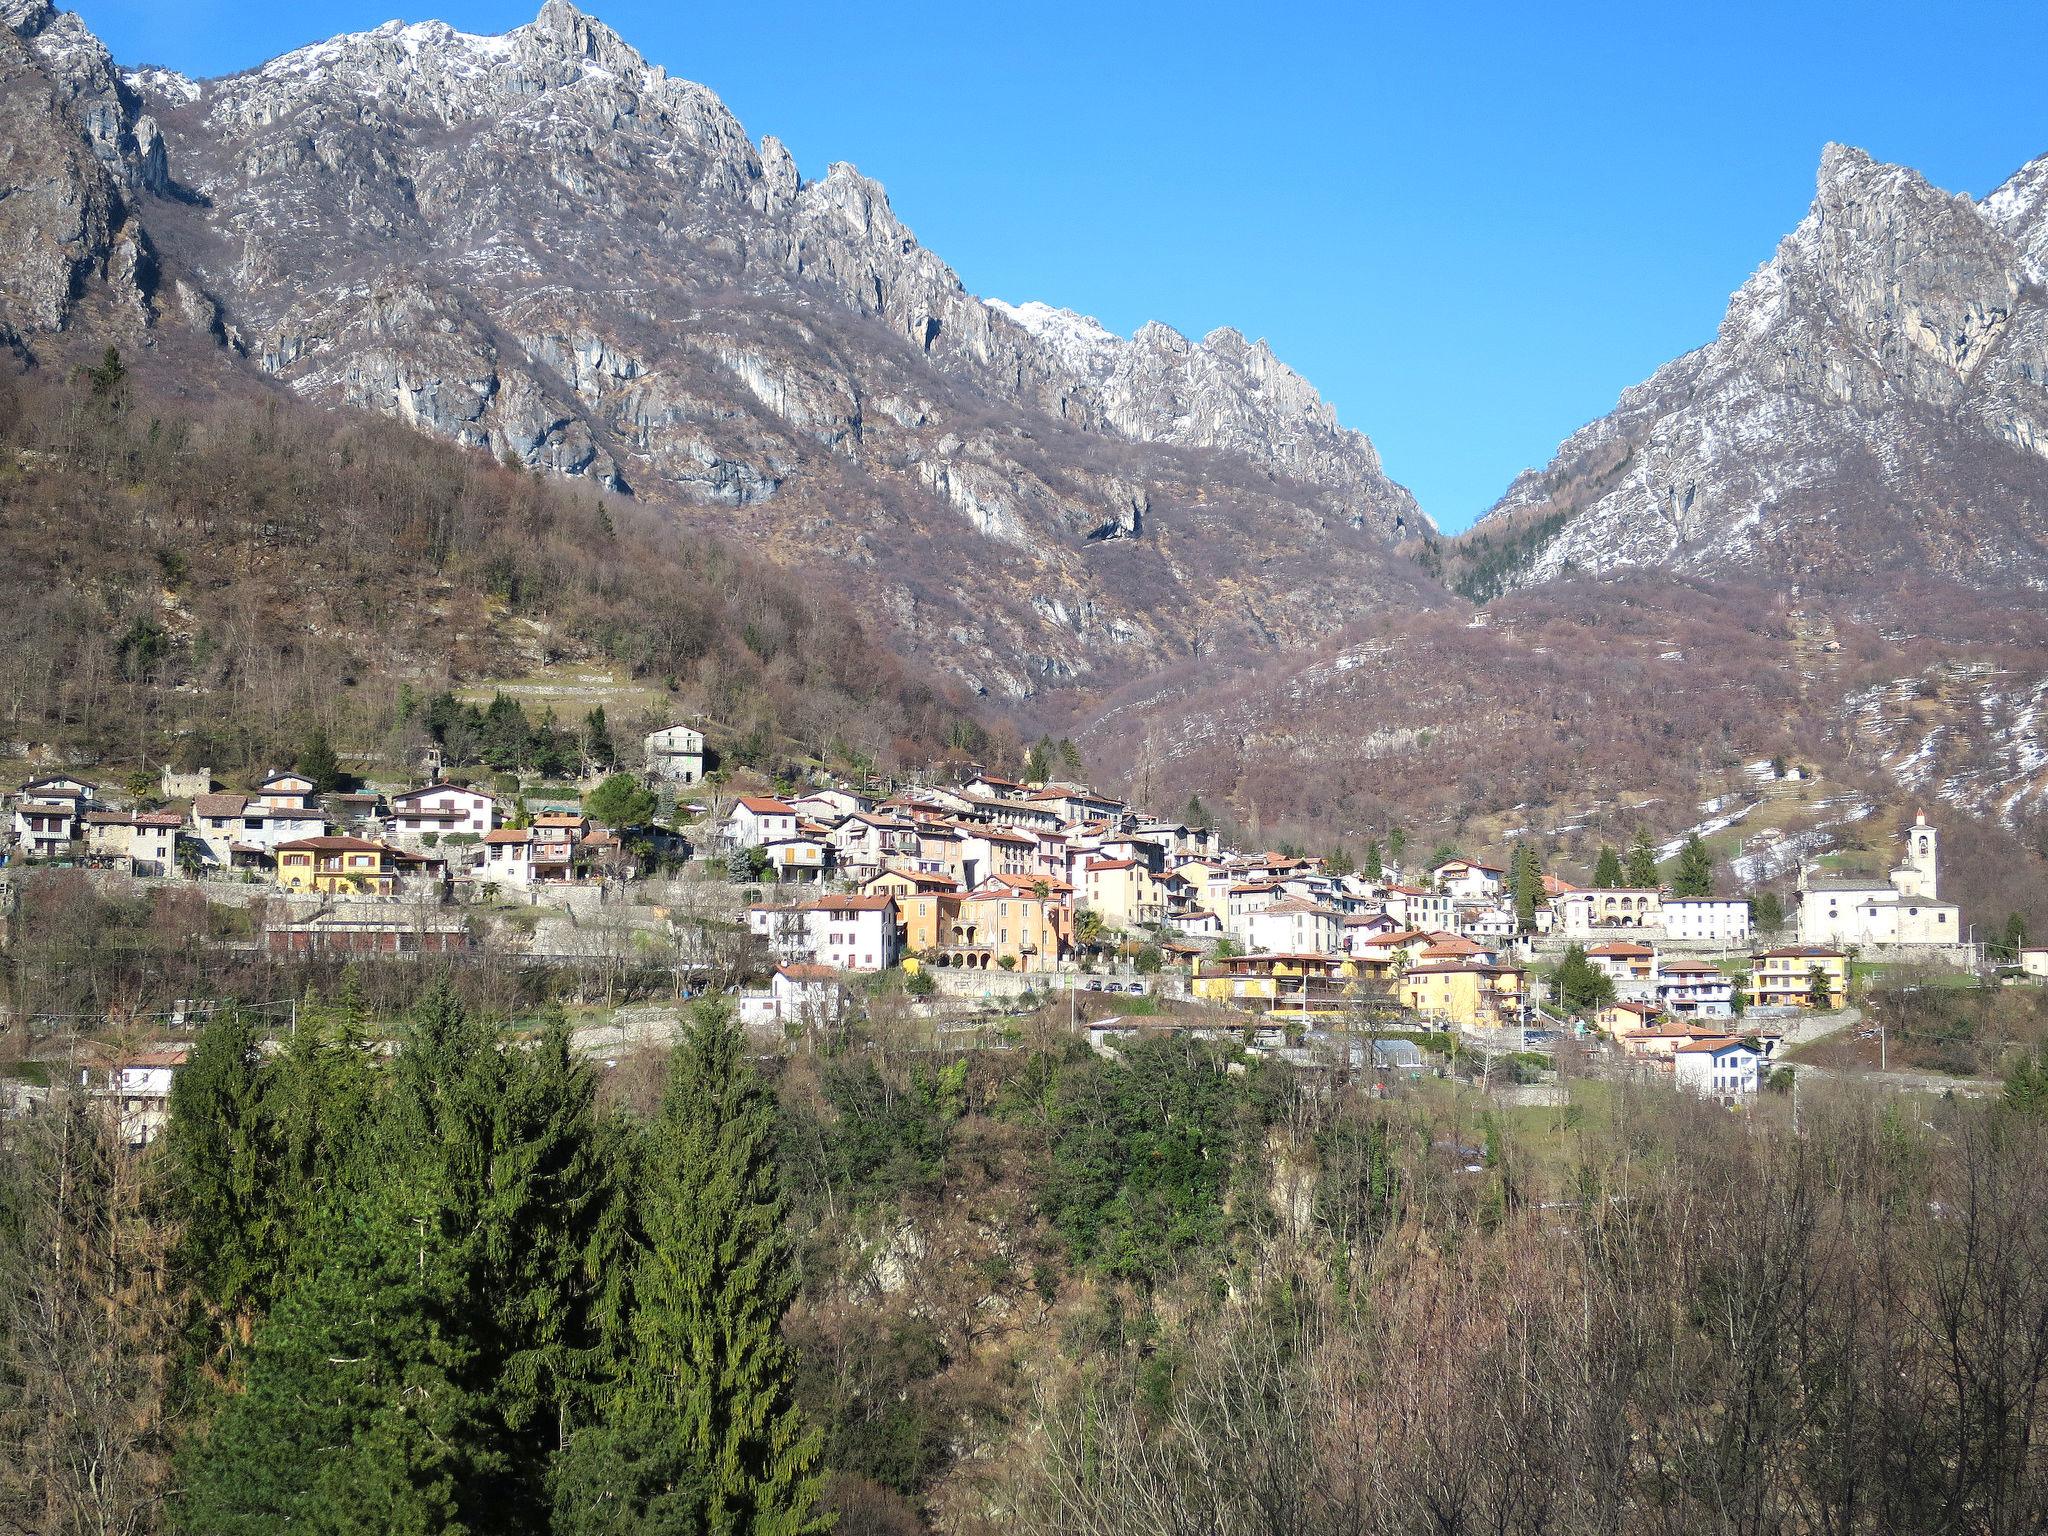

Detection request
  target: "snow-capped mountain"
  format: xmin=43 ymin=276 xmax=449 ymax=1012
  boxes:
xmin=0 ymin=0 xmax=1437 ymax=700
xmin=1461 ymin=144 xmax=2048 ymax=599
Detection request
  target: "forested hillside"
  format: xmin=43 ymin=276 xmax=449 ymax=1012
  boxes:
xmin=0 ymin=359 xmax=989 ymax=782
xmin=11 ymin=987 xmax=2048 ymax=1533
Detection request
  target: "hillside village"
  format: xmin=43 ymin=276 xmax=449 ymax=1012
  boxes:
xmin=7 ymin=710 xmax=2032 ymax=1136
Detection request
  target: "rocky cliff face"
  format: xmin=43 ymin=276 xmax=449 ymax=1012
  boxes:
xmin=0 ymin=0 xmax=161 ymax=353
xmin=0 ymin=0 xmax=1435 ymax=700
xmin=1461 ymin=144 xmax=2048 ymax=599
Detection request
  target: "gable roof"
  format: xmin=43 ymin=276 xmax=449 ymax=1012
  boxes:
xmin=734 ymin=794 xmax=796 ymax=816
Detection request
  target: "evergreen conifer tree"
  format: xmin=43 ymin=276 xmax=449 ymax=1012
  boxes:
xmin=556 ymin=1003 xmax=825 ymax=1536
xmin=1593 ymin=846 xmax=1624 ymax=888
xmin=1625 ymin=828 xmax=1659 ymax=888
xmin=176 ymin=1178 xmax=488 ymax=1536
xmin=1512 ymin=842 xmax=1541 ymax=932
xmin=1672 ymin=833 xmax=1714 ymax=898
xmin=161 ymin=1010 xmax=283 ymax=1330
xmin=297 ymin=725 xmax=342 ymax=793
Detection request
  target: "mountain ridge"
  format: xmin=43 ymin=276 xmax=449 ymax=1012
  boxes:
xmin=0 ymin=0 xmax=1444 ymax=702
xmin=1454 ymin=141 xmax=2048 ymax=600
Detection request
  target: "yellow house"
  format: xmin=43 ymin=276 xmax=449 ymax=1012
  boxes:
xmin=957 ymin=889 xmax=1070 ymax=973
xmin=862 ymin=870 xmax=962 ymax=955
xmin=1081 ymin=857 xmax=1165 ymax=930
xmin=1192 ymin=953 xmax=1361 ymax=1015
xmin=1749 ymin=946 xmax=1848 ymax=1010
xmin=275 ymin=835 xmax=397 ymax=896
xmin=1398 ymin=962 xmax=1525 ymax=1030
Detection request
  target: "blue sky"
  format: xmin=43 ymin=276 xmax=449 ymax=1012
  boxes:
xmin=73 ymin=0 xmax=2048 ymax=529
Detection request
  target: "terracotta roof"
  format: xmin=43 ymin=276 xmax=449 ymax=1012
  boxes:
xmin=1675 ymin=1037 xmax=1749 ymax=1055
xmin=277 ymin=835 xmax=387 ymax=853
xmin=1587 ymin=941 xmax=1655 ymax=957
xmin=1758 ymin=946 xmax=1845 ymax=959
xmin=121 ymin=1047 xmax=190 ymax=1069
xmin=734 ymin=793 xmax=796 ymax=816
xmin=1086 ymin=858 xmax=1141 ymax=872
xmin=776 ymin=964 xmax=842 ymax=982
xmin=134 ymin=812 xmax=183 ymax=828
xmin=483 ymin=829 xmax=532 ymax=845
xmin=799 ymin=893 xmax=895 ymax=912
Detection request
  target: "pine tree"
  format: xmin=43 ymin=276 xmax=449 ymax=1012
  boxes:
xmin=86 ymin=344 xmax=126 ymax=399
xmin=488 ymin=1005 xmax=627 ymax=1499
xmin=1025 ymin=739 xmax=1052 ymax=783
xmin=2002 ymin=911 xmax=2029 ymax=961
xmin=1387 ymin=827 xmax=1407 ymax=870
xmin=1512 ymin=842 xmax=1541 ymax=932
xmin=1753 ymin=890 xmax=1784 ymax=932
xmin=161 ymin=1010 xmax=284 ymax=1331
xmin=297 ymin=725 xmax=343 ymax=793
xmin=1183 ymin=792 xmax=1209 ymax=829
xmin=1672 ymin=833 xmax=1714 ymax=898
xmin=1807 ymin=965 xmax=1835 ymax=1010
xmin=1625 ymin=828 xmax=1659 ymax=888
xmin=175 ymin=1178 xmax=488 ymax=1536
xmin=1551 ymin=944 xmax=1615 ymax=1016
xmin=557 ymin=1003 xmax=825 ymax=1536
xmin=584 ymin=707 xmax=617 ymax=771
xmin=1361 ymin=841 xmax=1383 ymax=881
xmin=1058 ymin=738 xmax=1083 ymax=774
xmin=1593 ymin=846 xmax=1624 ymax=888
xmin=265 ymin=992 xmax=380 ymax=1249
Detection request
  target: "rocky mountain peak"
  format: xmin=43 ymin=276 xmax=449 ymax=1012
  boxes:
xmin=0 ymin=0 xmax=1435 ymax=696
xmin=1459 ymin=139 xmax=2048 ymax=601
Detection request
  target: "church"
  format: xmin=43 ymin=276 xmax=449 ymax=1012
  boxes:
xmin=1797 ymin=812 xmax=1965 ymax=949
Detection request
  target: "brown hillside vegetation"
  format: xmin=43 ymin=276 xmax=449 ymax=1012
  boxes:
xmin=0 ymin=363 xmax=985 ymax=781
xmin=1080 ymin=573 xmax=2048 ymax=927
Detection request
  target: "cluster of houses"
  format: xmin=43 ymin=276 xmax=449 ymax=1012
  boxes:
xmin=731 ymin=773 xmax=1789 ymax=1037
xmin=5 ymin=769 xmax=642 ymax=895
xmin=7 ymin=734 xmax=2000 ymax=1107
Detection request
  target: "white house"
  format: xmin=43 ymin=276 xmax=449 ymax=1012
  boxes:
xmin=2022 ymin=947 xmax=2048 ymax=980
xmin=190 ymin=789 xmax=326 ymax=858
xmin=89 ymin=1045 xmax=188 ymax=1147
xmin=1585 ymin=940 xmax=1657 ymax=984
xmin=1243 ymin=898 xmax=1344 ymax=956
xmin=13 ymin=798 xmax=80 ymax=858
xmin=644 ymin=725 xmax=706 ymax=785
xmin=1384 ymin=884 xmax=1455 ymax=931
xmin=771 ymin=964 xmax=848 ymax=1030
xmin=1432 ymin=859 xmax=1507 ymax=902
xmin=1661 ymin=898 xmax=1752 ymax=946
xmin=1655 ymin=959 xmax=1735 ymax=1020
xmin=478 ymin=827 xmax=535 ymax=887
xmin=388 ymin=782 xmax=496 ymax=843
xmin=726 ymin=794 xmax=798 ymax=850
xmin=1672 ymin=1037 xmax=1762 ymax=1101
xmin=748 ymin=893 xmax=900 ymax=972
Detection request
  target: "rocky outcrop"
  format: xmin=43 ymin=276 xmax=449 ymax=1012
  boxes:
xmin=1462 ymin=144 xmax=2048 ymax=597
xmin=57 ymin=0 xmax=1435 ymax=696
xmin=0 ymin=13 xmax=154 ymax=350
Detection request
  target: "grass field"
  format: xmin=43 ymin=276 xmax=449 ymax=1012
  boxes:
xmin=454 ymin=664 xmax=672 ymax=725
